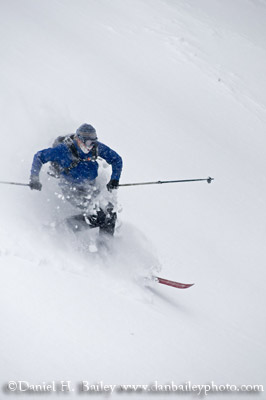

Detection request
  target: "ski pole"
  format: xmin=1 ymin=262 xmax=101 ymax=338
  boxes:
xmin=119 ymin=176 xmax=214 ymax=187
xmin=0 ymin=180 xmax=30 ymax=187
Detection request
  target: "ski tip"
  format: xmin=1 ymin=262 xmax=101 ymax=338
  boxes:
xmin=185 ymin=283 xmax=195 ymax=288
xmin=176 ymin=282 xmax=194 ymax=289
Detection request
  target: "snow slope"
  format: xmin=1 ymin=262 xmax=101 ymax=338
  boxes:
xmin=0 ymin=0 xmax=266 ymax=398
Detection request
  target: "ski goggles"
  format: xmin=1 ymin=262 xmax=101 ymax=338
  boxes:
xmin=76 ymin=134 xmax=97 ymax=148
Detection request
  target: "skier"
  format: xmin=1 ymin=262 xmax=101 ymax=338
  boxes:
xmin=29 ymin=123 xmax=123 ymax=235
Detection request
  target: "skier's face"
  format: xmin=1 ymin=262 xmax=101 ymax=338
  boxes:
xmin=76 ymin=134 xmax=97 ymax=153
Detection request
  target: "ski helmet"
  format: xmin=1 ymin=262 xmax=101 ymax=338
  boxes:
xmin=76 ymin=124 xmax=97 ymax=140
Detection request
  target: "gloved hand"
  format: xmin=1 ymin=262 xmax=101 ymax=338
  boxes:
xmin=106 ymin=179 xmax=119 ymax=191
xmin=29 ymin=177 xmax=42 ymax=191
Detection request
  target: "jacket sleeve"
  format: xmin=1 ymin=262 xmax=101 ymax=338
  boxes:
xmin=98 ymin=142 xmax=123 ymax=181
xmin=30 ymin=146 xmax=64 ymax=179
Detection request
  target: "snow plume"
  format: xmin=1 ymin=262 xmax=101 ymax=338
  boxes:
xmin=0 ymin=161 xmax=161 ymax=299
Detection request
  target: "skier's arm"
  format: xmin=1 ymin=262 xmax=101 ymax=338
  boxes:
xmin=29 ymin=146 xmax=69 ymax=190
xmin=98 ymin=142 xmax=123 ymax=181
xmin=30 ymin=147 xmax=60 ymax=179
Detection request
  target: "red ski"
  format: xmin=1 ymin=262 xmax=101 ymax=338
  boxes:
xmin=154 ymin=276 xmax=194 ymax=289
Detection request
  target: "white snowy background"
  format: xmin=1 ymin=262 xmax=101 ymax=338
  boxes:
xmin=0 ymin=0 xmax=266 ymax=399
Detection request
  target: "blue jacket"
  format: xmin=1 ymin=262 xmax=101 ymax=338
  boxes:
xmin=31 ymin=140 xmax=123 ymax=184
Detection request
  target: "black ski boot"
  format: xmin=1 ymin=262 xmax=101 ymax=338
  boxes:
xmin=98 ymin=206 xmax=117 ymax=236
xmin=66 ymin=205 xmax=117 ymax=236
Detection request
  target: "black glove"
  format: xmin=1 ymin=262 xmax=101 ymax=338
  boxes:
xmin=29 ymin=177 xmax=42 ymax=191
xmin=106 ymin=179 xmax=119 ymax=191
